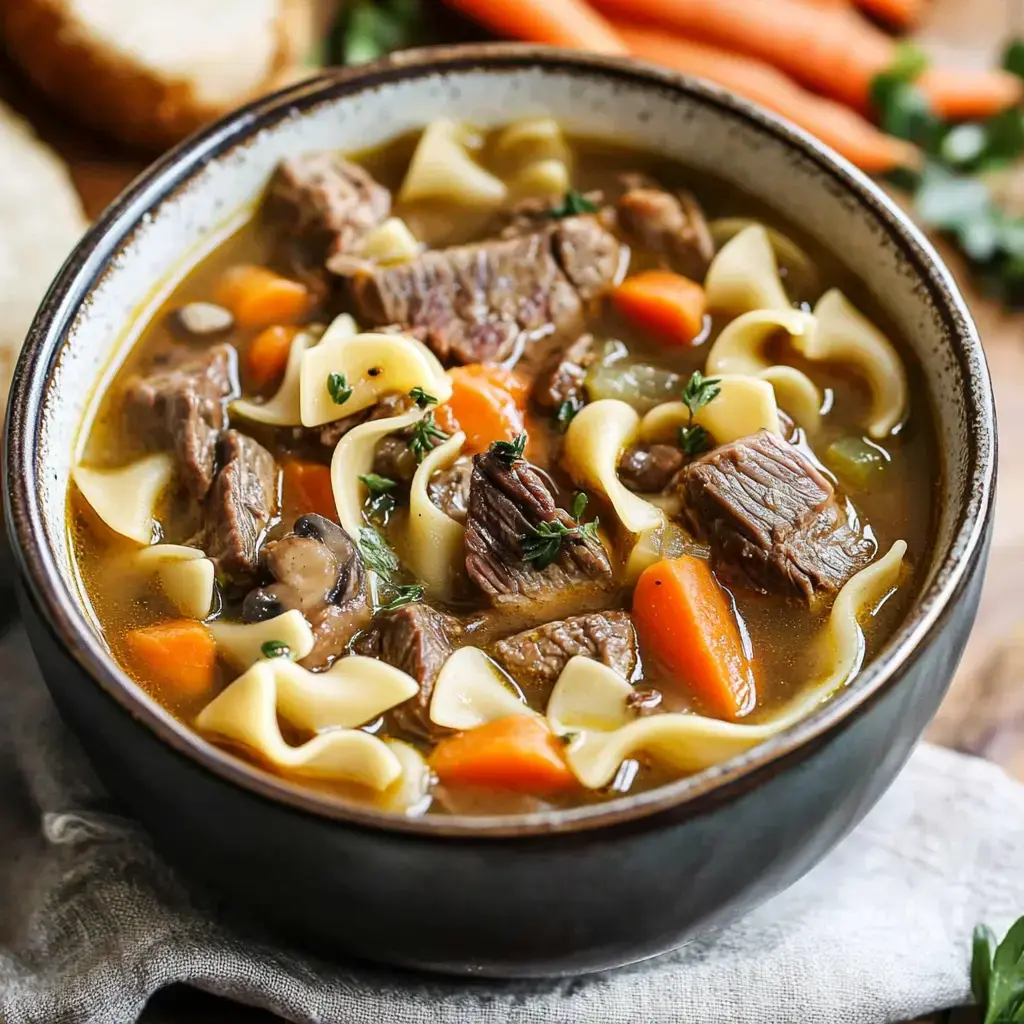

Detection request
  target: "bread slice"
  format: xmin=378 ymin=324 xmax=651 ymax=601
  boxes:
xmin=0 ymin=0 xmax=330 ymax=151
xmin=0 ymin=102 xmax=87 ymax=413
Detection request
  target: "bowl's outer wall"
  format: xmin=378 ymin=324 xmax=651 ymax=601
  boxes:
xmin=21 ymin=526 xmax=989 ymax=976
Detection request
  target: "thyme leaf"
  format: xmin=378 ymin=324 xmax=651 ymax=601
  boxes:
xmin=408 ymin=410 xmax=450 ymax=463
xmin=260 ymin=640 xmax=294 ymax=660
xmin=409 ymin=385 xmax=438 ymax=409
xmin=327 ymin=372 xmax=353 ymax=406
xmin=548 ymin=189 xmax=599 ymax=219
xmin=490 ymin=432 xmax=527 ymax=464
xmin=379 ymin=583 xmax=425 ymax=613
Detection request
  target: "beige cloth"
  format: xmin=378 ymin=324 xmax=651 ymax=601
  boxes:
xmin=2 ymin=621 xmax=1024 ymax=1024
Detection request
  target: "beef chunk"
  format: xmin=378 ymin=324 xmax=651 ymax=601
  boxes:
xmin=428 ymin=456 xmax=473 ymax=524
xmin=358 ymin=603 xmax=463 ymax=739
xmin=317 ymin=392 xmax=414 ymax=449
xmin=618 ymin=444 xmax=685 ymax=493
xmin=533 ymin=333 xmax=596 ymax=413
xmin=242 ymin=513 xmax=371 ymax=667
xmin=465 ymin=450 xmax=614 ymax=622
xmin=494 ymin=611 xmax=638 ymax=689
xmin=679 ymin=430 xmax=874 ymax=602
xmin=266 ymin=153 xmax=391 ymax=285
xmin=617 ymin=181 xmax=713 ymax=281
xmin=372 ymin=436 xmax=417 ymax=484
xmin=197 ymin=431 xmax=277 ymax=586
xmin=350 ymin=217 xmax=623 ymax=365
xmin=123 ymin=344 xmax=237 ymax=498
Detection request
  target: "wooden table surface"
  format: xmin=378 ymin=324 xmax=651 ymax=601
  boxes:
xmin=1 ymin=1 xmax=1019 ymax=1021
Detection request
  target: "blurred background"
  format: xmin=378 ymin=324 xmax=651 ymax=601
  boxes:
xmin=0 ymin=0 xmax=1018 ymax=1021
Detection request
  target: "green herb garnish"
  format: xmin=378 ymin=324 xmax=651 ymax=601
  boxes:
xmin=490 ymin=432 xmax=527 ymax=465
xmin=358 ymin=526 xmax=400 ymax=579
xmin=379 ymin=583 xmax=425 ymax=613
xmin=675 ymin=372 xmax=720 ymax=459
xmin=359 ymin=473 xmax=398 ymax=522
xmin=679 ymin=424 xmax=711 ymax=458
xmin=260 ymin=640 xmax=293 ymax=660
xmin=548 ymin=189 xmax=600 ymax=219
xmin=327 ymin=372 xmax=353 ymax=406
xmin=409 ymin=385 xmax=437 ymax=409
xmin=520 ymin=492 xmax=599 ymax=569
xmin=408 ymin=411 xmax=450 ymax=463
xmin=971 ymin=914 xmax=1024 ymax=1022
xmin=336 ymin=0 xmax=424 ymax=66
xmin=554 ymin=397 xmax=583 ymax=432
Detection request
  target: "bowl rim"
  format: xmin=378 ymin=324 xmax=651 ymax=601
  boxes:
xmin=4 ymin=42 xmax=995 ymax=839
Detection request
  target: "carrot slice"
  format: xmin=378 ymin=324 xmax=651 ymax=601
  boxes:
xmin=918 ymin=66 xmax=1024 ymax=122
xmin=282 ymin=460 xmax=337 ymax=521
xmin=616 ymin=25 xmax=917 ymax=173
xmin=124 ymin=620 xmax=217 ymax=699
xmin=597 ymin=0 xmax=1020 ymax=120
xmin=430 ymin=716 xmax=578 ymax=793
xmin=433 ymin=403 xmax=460 ymax=436
xmin=855 ymin=0 xmax=924 ymax=30
xmin=442 ymin=0 xmax=627 ymax=53
xmin=446 ymin=365 xmax=527 ymax=454
xmin=614 ymin=270 xmax=706 ymax=346
xmin=214 ymin=265 xmax=311 ymax=329
xmin=246 ymin=325 xmax=300 ymax=392
xmin=632 ymin=556 xmax=757 ymax=719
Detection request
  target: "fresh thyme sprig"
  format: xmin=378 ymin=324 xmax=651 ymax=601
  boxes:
xmin=490 ymin=432 xmax=527 ymax=465
xmin=409 ymin=386 xmax=437 ymax=409
xmin=520 ymin=492 xmax=599 ymax=569
xmin=378 ymin=583 xmax=425 ymax=613
xmin=359 ymin=472 xmax=397 ymax=522
xmin=358 ymin=526 xmax=399 ymax=579
xmin=678 ymin=370 xmax=721 ymax=458
xmin=408 ymin=410 xmax=450 ymax=463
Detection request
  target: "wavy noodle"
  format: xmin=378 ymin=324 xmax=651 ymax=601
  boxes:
xmin=514 ymin=158 xmax=570 ymax=197
xmin=759 ymin=366 xmax=823 ymax=433
xmin=429 ymin=647 xmax=535 ymax=730
xmin=377 ymin=740 xmax=432 ymax=815
xmin=496 ymin=117 xmax=572 ymax=198
xmin=73 ymin=453 xmax=173 ymax=545
xmin=195 ymin=661 xmax=402 ymax=789
xmin=231 ymin=328 xmax=317 ymax=427
xmin=330 ymin=407 xmax=425 ymax=541
xmin=210 ymin=609 xmax=314 ymax=671
xmin=399 ymin=119 xmax=508 ymax=206
xmin=801 ymin=289 xmax=909 ymax=439
xmin=548 ymin=542 xmax=907 ymax=788
xmin=709 ymin=218 xmax=819 ymax=300
xmin=403 ymin=431 xmax=467 ymax=599
xmin=135 ymin=544 xmax=214 ymax=619
xmin=641 ymin=375 xmax=781 ymax=446
xmin=563 ymin=399 xmax=664 ymax=537
xmin=300 ymin=322 xmax=450 ymax=428
xmin=704 ymin=224 xmax=790 ymax=314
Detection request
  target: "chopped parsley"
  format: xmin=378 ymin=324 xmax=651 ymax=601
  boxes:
xmin=408 ymin=410 xmax=450 ymax=463
xmin=490 ymin=432 xmax=527 ymax=465
xmin=676 ymin=371 xmax=721 ymax=459
xmin=408 ymin=386 xmax=437 ymax=409
xmin=548 ymin=189 xmax=600 ymax=219
xmin=554 ymin=397 xmax=583 ymax=432
xmin=520 ymin=491 xmax=599 ymax=569
xmin=260 ymin=640 xmax=293 ymax=660
xmin=327 ymin=372 xmax=353 ymax=406
xmin=358 ymin=526 xmax=399 ymax=579
xmin=359 ymin=472 xmax=397 ymax=522
xmin=379 ymin=583 xmax=425 ymax=613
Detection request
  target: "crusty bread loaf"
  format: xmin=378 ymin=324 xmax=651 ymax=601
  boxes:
xmin=0 ymin=101 xmax=87 ymax=413
xmin=0 ymin=0 xmax=329 ymax=151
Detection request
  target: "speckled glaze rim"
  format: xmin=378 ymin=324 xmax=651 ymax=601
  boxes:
xmin=4 ymin=44 xmax=995 ymax=839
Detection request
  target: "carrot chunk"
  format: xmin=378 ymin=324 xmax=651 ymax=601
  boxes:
xmin=124 ymin=620 xmax=217 ymax=699
xmin=614 ymin=270 xmax=707 ymax=346
xmin=282 ymin=460 xmax=337 ymax=521
xmin=430 ymin=716 xmax=578 ymax=793
xmin=246 ymin=325 xmax=300 ymax=392
xmin=632 ymin=556 xmax=757 ymax=719
xmin=214 ymin=265 xmax=311 ymax=329
xmin=446 ymin=365 xmax=527 ymax=454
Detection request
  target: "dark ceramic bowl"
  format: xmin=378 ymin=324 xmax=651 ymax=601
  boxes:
xmin=3 ymin=46 xmax=995 ymax=977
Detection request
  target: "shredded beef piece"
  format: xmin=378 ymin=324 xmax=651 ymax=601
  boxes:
xmin=350 ymin=217 xmax=622 ymax=365
xmin=358 ymin=603 xmax=463 ymax=739
xmin=123 ymin=344 xmax=237 ymax=499
xmin=317 ymin=393 xmax=414 ymax=449
xmin=464 ymin=450 xmax=614 ymax=623
xmin=265 ymin=153 xmax=391 ymax=288
xmin=494 ymin=611 xmax=638 ymax=689
xmin=678 ymin=430 xmax=875 ymax=603
xmin=616 ymin=178 xmax=714 ymax=281
xmin=533 ymin=333 xmax=596 ymax=413
xmin=241 ymin=513 xmax=371 ymax=667
xmin=618 ymin=444 xmax=685 ymax=493
xmin=196 ymin=431 xmax=277 ymax=588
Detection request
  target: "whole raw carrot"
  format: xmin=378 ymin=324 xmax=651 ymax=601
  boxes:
xmin=918 ymin=66 xmax=1024 ymax=122
xmin=442 ymin=0 xmax=627 ymax=54
xmin=594 ymin=0 xmax=1020 ymax=118
xmin=855 ymin=0 xmax=923 ymax=30
xmin=617 ymin=25 xmax=917 ymax=173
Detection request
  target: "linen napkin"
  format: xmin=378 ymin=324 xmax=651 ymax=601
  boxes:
xmin=2 ymin=621 xmax=1024 ymax=1024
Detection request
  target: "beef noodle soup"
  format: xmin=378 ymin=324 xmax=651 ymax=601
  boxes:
xmin=70 ymin=119 xmax=937 ymax=817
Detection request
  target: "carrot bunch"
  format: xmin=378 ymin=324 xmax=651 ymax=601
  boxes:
xmin=442 ymin=0 xmax=1022 ymax=174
